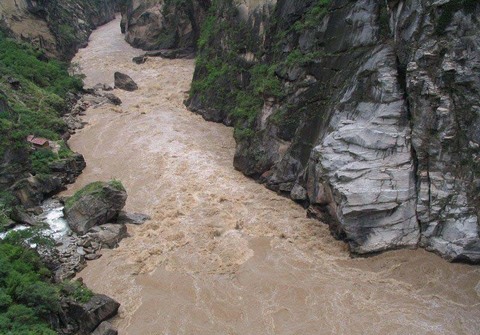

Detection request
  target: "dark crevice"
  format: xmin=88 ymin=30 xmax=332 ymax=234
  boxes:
xmin=396 ymin=55 xmax=422 ymax=238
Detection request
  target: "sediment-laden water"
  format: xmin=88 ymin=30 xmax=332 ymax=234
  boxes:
xmin=67 ymin=17 xmax=480 ymax=335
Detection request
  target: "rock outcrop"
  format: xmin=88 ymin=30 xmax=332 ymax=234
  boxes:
xmin=64 ymin=181 xmax=127 ymax=235
xmin=65 ymin=294 xmax=120 ymax=335
xmin=0 ymin=0 xmax=117 ymax=60
xmin=121 ymin=0 xmax=209 ymax=51
xmin=184 ymin=0 xmax=480 ymax=262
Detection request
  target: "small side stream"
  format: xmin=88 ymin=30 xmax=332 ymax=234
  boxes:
xmin=0 ymin=199 xmax=69 ymax=241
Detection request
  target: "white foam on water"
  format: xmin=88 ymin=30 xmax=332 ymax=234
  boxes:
xmin=38 ymin=199 xmax=70 ymax=240
xmin=0 ymin=225 xmax=29 ymax=239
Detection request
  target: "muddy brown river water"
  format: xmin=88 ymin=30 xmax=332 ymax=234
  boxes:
xmin=68 ymin=17 xmax=480 ymax=335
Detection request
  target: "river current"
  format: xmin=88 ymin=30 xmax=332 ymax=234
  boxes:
xmin=67 ymin=17 xmax=480 ymax=335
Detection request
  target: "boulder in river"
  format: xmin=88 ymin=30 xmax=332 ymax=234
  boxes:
xmin=64 ymin=180 xmax=127 ymax=235
xmin=87 ymin=223 xmax=128 ymax=249
xmin=92 ymin=321 xmax=118 ymax=335
xmin=114 ymin=72 xmax=138 ymax=91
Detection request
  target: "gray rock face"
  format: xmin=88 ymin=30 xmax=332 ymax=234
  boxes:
xmin=395 ymin=0 xmax=480 ymax=263
xmin=114 ymin=72 xmax=138 ymax=91
xmin=66 ymin=294 xmax=120 ymax=335
xmin=92 ymin=321 xmax=118 ymax=335
xmin=87 ymin=224 xmax=128 ymax=249
xmin=121 ymin=0 xmax=209 ymax=51
xmin=64 ymin=181 xmax=127 ymax=235
xmin=186 ymin=0 xmax=480 ymax=262
xmin=0 ymin=0 xmax=116 ymax=60
xmin=11 ymin=174 xmax=64 ymax=208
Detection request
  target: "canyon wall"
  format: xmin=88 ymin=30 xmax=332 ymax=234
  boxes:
xmin=0 ymin=0 xmax=117 ymax=59
xmin=121 ymin=0 xmax=210 ymax=50
xmin=107 ymin=0 xmax=480 ymax=262
xmin=0 ymin=0 xmax=116 ymax=220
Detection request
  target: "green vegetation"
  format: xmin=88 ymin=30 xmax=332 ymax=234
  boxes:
xmin=0 ymin=34 xmax=82 ymax=157
xmin=0 ymin=34 xmax=82 ymax=215
xmin=292 ymin=0 xmax=330 ymax=32
xmin=0 ymin=192 xmax=15 ymax=232
xmin=0 ymin=232 xmax=58 ymax=334
xmin=57 ymin=24 xmax=77 ymax=47
xmin=191 ymin=0 xmax=286 ymax=139
xmin=190 ymin=0 xmax=334 ymax=144
xmin=0 ymin=230 xmax=95 ymax=334
xmin=64 ymin=180 xmax=125 ymax=210
xmin=60 ymin=280 xmax=94 ymax=304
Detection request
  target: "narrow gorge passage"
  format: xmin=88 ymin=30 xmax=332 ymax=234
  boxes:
xmin=67 ymin=17 xmax=480 ymax=335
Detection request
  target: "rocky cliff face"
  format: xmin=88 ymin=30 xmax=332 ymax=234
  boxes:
xmin=121 ymin=0 xmax=210 ymax=51
xmin=0 ymin=0 xmax=116 ymax=59
xmin=183 ymin=0 xmax=480 ymax=263
xmin=0 ymin=0 xmax=116 ymax=226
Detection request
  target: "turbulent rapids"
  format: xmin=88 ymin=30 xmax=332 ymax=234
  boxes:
xmin=65 ymin=17 xmax=480 ymax=335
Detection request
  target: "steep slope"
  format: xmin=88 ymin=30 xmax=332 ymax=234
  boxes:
xmin=0 ymin=0 xmax=117 ymax=228
xmin=121 ymin=0 xmax=210 ymax=51
xmin=0 ymin=0 xmax=116 ymax=60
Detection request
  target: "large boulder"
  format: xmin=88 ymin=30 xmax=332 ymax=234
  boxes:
xmin=64 ymin=181 xmax=127 ymax=235
xmin=65 ymin=294 xmax=120 ymax=335
xmin=114 ymin=72 xmax=138 ymax=91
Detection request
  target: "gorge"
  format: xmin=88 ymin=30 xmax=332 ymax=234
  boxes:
xmin=0 ymin=0 xmax=479 ymax=334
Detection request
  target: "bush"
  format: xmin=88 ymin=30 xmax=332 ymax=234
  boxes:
xmin=0 ymin=239 xmax=58 ymax=334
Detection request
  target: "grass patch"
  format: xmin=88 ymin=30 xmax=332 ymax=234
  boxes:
xmin=60 ymin=281 xmax=94 ymax=304
xmin=64 ymin=180 xmax=125 ymax=210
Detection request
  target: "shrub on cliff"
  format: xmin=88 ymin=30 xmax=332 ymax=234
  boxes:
xmin=0 ymin=232 xmax=58 ymax=334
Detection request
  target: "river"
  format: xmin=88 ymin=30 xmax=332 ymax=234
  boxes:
xmin=67 ymin=17 xmax=480 ymax=335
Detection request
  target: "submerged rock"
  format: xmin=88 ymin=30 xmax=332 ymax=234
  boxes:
xmin=114 ymin=72 xmax=138 ymax=91
xmin=116 ymin=211 xmax=150 ymax=225
xmin=64 ymin=181 xmax=127 ymax=235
